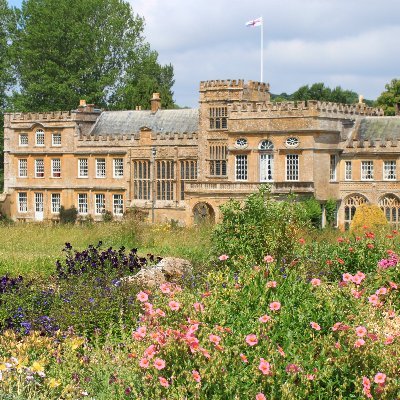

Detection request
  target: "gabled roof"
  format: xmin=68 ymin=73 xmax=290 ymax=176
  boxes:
xmin=359 ymin=117 xmax=400 ymax=140
xmin=90 ymin=109 xmax=199 ymax=136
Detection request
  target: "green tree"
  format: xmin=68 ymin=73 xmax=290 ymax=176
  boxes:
xmin=12 ymin=0 xmax=174 ymax=112
xmin=376 ymin=78 xmax=400 ymax=116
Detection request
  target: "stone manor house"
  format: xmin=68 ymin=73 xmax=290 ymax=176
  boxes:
xmin=2 ymin=79 xmax=400 ymax=229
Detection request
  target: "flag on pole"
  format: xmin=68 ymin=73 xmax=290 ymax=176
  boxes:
xmin=245 ymin=17 xmax=262 ymax=27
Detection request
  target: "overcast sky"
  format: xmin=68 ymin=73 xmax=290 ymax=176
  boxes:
xmin=8 ymin=0 xmax=400 ymax=108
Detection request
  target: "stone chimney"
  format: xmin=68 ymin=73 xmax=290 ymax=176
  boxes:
xmin=80 ymin=99 xmax=87 ymax=107
xmin=358 ymin=94 xmax=364 ymax=104
xmin=151 ymin=92 xmax=161 ymax=113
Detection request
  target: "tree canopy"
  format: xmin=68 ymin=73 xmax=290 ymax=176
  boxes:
xmin=376 ymin=78 xmax=400 ymax=116
xmin=11 ymin=0 xmax=174 ymax=112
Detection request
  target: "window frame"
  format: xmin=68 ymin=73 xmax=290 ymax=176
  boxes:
xmin=113 ymin=194 xmax=123 ymax=216
xmin=35 ymin=159 xmax=45 ymax=178
xmin=18 ymin=159 xmax=28 ymax=178
xmin=51 ymin=132 xmax=62 ymax=146
xmin=285 ymin=154 xmax=299 ymax=181
xmin=235 ymin=154 xmax=248 ymax=181
xmin=51 ymin=193 xmax=61 ymax=214
xmin=78 ymin=158 xmax=88 ymax=178
xmin=113 ymin=158 xmax=124 ymax=178
xmin=19 ymin=133 xmax=28 ymax=146
xmin=345 ymin=161 xmax=352 ymax=181
xmin=51 ymin=158 xmax=61 ymax=178
xmin=361 ymin=161 xmax=374 ymax=181
xmin=96 ymin=158 xmax=106 ymax=178
xmin=329 ymin=155 xmax=337 ymax=181
xmin=383 ymin=160 xmax=396 ymax=181
xmin=78 ymin=193 xmax=88 ymax=214
xmin=18 ymin=192 xmax=28 ymax=213
xmin=35 ymin=129 xmax=45 ymax=146
xmin=95 ymin=193 xmax=106 ymax=215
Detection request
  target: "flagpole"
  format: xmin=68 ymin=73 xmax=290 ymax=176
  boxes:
xmin=260 ymin=16 xmax=263 ymax=83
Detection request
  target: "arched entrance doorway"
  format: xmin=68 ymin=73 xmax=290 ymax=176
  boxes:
xmin=193 ymin=202 xmax=215 ymax=224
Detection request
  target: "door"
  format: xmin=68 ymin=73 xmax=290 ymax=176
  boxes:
xmin=260 ymin=154 xmax=273 ymax=182
xmin=35 ymin=192 xmax=44 ymax=221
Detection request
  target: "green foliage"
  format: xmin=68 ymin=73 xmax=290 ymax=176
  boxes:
xmin=376 ymin=78 xmax=400 ymax=116
xmin=325 ymin=198 xmax=338 ymax=226
xmin=11 ymin=0 xmax=174 ymax=112
xmin=101 ymin=210 xmax=113 ymax=223
xmin=212 ymin=186 xmax=309 ymax=267
xmin=301 ymin=197 xmax=322 ymax=228
xmin=59 ymin=206 xmax=78 ymax=224
xmin=350 ymin=204 xmax=388 ymax=233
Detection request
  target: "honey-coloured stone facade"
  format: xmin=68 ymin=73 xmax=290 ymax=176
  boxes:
xmin=2 ymin=81 xmax=400 ymax=229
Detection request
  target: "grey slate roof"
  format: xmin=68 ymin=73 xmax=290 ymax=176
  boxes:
xmin=90 ymin=109 xmax=199 ymax=136
xmin=359 ymin=117 xmax=400 ymax=140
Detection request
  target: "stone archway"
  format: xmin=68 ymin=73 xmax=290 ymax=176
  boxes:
xmin=379 ymin=194 xmax=400 ymax=227
xmin=343 ymin=194 xmax=368 ymax=230
xmin=193 ymin=202 xmax=215 ymax=224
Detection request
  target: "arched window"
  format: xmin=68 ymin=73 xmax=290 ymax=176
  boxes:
xmin=344 ymin=194 xmax=367 ymax=230
xmin=259 ymin=140 xmax=274 ymax=182
xmin=379 ymin=194 xmax=400 ymax=227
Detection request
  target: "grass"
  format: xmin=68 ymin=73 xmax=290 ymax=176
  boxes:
xmin=0 ymin=220 xmax=212 ymax=278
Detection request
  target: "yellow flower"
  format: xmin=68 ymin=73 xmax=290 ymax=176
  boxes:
xmin=31 ymin=361 xmax=44 ymax=373
xmin=68 ymin=337 xmax=85 ymax=350
xmin=47 ymin=377 xmax=61 ymax=388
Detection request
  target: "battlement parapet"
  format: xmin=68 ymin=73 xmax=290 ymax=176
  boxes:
xmin=200 ymin=79 xmax=270 ymax=93
xmin=230 ymin=100 xmax=384 ymax=117
xmin=7 ymin=111 xmax=73 ymax=121
xmin=78 ymin=131 xmax=198 ymax=143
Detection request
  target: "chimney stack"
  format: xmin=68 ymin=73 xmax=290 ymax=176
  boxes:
xmin=151 ymin=93 xmax=161 ymax=113
xmin=80 ymin=99 xmax=87 ymax=107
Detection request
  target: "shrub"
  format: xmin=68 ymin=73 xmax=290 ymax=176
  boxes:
xmin=301 ymin=196 xmax=322 ymax=228
xmin=350 ymin=204 xmax=388 ymax=233
xmin=59 ymin=206 xmax=78 ymax=224
xmin=325 ymin=198 xmax=338 ymax=227
xmin=102 ymin=210 xmax=113 ymax=222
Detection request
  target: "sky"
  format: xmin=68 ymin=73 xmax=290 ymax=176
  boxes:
xmin=7 ymin=0 xmax=400 ymax=108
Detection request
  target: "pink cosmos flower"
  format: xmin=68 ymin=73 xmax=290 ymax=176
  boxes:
xmin=153 ymin=358 xmax=166 ymax=370
xmin=266 ymin=280 xmax=277 ymax=288
xmin=139 ymin=358 xmax=149 ymax=368
xmin=159 ymin=376 xmax=169 ymax=388
xmin=159 ymin=283 xmax=171 ymax=294
xmin=192 ymin=370 xmax=201 ymax=383
xmin=218 ymin=254 xmax=229 ymax=261
xmin=342 ymin=273 xmax=353 ymax=282
xmin=193 ymin=302 xmax=204 ymax=312
xmin=354 ymin=338 xmax=365 ymax=348
xmin=355 ymin=326 xmax=367 ymax=337
xmin=374 ymin=372 xmax=386 ymax=384
xmin=310 ymin=322 xmax=321 ymax=331
xmin=209 ymin=334 xmax=221 ymax=346
xmin=258 ymin=358 xmax=271 ymax=375
xmin=259 ymin=314 xmax=271 ymax=323
xmin=245 ymin=334 xmax=258 ymax=346
xmin=269 ymin=301 xmax=281 ymax=311
xmin=256 ymin=394 xmax=266 ymax=400
xmin=310 ymin=278 xmax=321 ymax=286
xmin=168 ymin=300 xmax=180 ymax=311
xmin=136 ymin=291 xmax=149 ymax=302
xmin=264 ymin=255 xmax=274 ymax=263
xmin=240 ymin=353 xmax=248 ymax=363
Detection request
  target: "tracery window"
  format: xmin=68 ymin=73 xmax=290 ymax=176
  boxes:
xmin=209 ymin=144 xmax=227 ymax=176
xmin=156 ymin=160 xmax=175 ymax=200
xmin=133 ymin=160 xmax=151 ymax=200
xmin=209 ymin=107 xmax=227 ymax=129
xmin=379 ymin=195 xmax=400 ymax=227
xmin=180 ymin=160 xmax=197 ymax=200
xmin=344 ymin=195 xmax=367 ymax=230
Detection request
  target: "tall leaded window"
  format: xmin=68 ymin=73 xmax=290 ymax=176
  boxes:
xmin=18 ymin=192 xmax=28 ymax=212
xmin=78 ymin=193 xmax=88 ymax=214
xmin=35 ymin=159 xmax=44 ymax=178
xmin=156 ymin=160 xmax=175 ymax=200
xmin=52 ymin=133 xmax=61 ymax=146
xmin=95 ymin=193 xmax=105 ymax=214
xmin=361 ymin=161 xmax=374 ymax=180
xmin=51 ymin=193 xmax=61 ymax=213
xmin=19 ymin=133 xmax=28 ymax=146
xmin=379 ymin=195 xmax=400 ymax=227
xmin=383 ymin=161 xmax=396 ymax=180
xmin=35 ymin=129 xmax=45 ymax=146
xmin=345 ymin=161 xmax=352 ymax=181
xmin=96 ymin=158 xmax=106 ymax=178
xmin=180 ymin=160 xmax=198 ymax=200
xmin=286 ymin=154 xmax=299 ymax=181
xmin=209 ymin=107 xmax=227 ymax=129
xmin=209 ymin=144 xmax=227 ymax=176
xmin=78 ymin=158 xmax=88 ymax=178
xmin=259 ymin=140 xmax=274 ymax=182
xmin=330 ymin=155 xmax=337 ymax=181
xmin=235 ymin=155 xmax=248 ymax=181
xmin=113 ymin=194 xmax=123 ymax=215
xmin=133 ymin=160 xmax=151 ymax=200
xmin=51 ymin=158 xmax=61 ymax=178
xmin=18 ymin=159 xmax=28 ymax=178
xmin=113 ymin=158 xmax=124 ymax=178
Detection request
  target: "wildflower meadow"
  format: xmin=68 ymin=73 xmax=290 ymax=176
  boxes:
xmin=0 ymin=190 xmax=399 ymax=399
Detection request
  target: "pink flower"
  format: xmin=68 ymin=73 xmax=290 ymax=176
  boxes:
xmin=192 ymin=370 xmax=201 ymax=383
xmin=266 ymin=280 xmax=277 ymax=288
xmin=331 ymin=322 xmax=342 ymax=331
xmin=168 ymin=300 xmax=180 ymax=311
xmin=310 ymin=278 xmax=321 ymax=286
xmin=389 ymin=281 xmax=398 ymax=290
xmin=259 ymin=314 xmax=271 ymax=323
xmin=139 ymin=358 xmax=150 ymax=368
xmin=153 ymin=358 xmax=166 ymax=370
xmin=299 ymin=238 xmax=306 ymax=245
xmin=269 ymin=301 xmax=281 ymax=311
xmin=133 ymin=326 xmax=146 ymax=340
xmin=256 ymin=394 xmax=266 ymax=400
xmin=156 ymin=308 xmax=166 ymax=317
xmin=277 ymin=345 xmax=286 ymax=357
xmin=375 ymin=287 xmax=387 ymax=295
xmin=193 ymin=302 xmax=204 ymax=312
xmin=144 ymin=344 xmax=157 ymax=359
xmin=384 ymin=335 xmax=394 ymax=345
xmin=258 ymin=358 xmax=271 ymax=375
xmin=351 ymin=289 xmax=362 ymax=299
xmin=136 ymin=291 xmax=149 ymax=302
xmin=218 ymin=254 xmax=229 ymax=261
xmin=159 ymin=376 xmax=169 ymax=388
xmin=374 ymin=372 xmax=386 ymax=384
xmin=159 ymin=283 xmax=171 ymax=294
xmin=264 ymin=255 xmax=274 ymax=263
xmin=354 ymin=338 xmax=365 ymax=348
xmin=352 ymin=275 xmax=363 ymax=285
xmin=286 ymin=363 xmax=301 ymax=373
xmin=342 ymin=273 xmax=353 ymax=282
xmin=310 ymin=322 xmax=321 ymax=331
xmin=240 ymin=353 xmax=248 ymax=363
xmin=355 ymin=326 xmax=367 ymax=337
xmin=368 ymin=294 xmax=380 ymax=306
xmin=362 ymin=376 xmax=371 ymax=390
xmin=245 ymin=334 xmax=258 ymax=346
xmin=334 ymin=342 xmax=341 ymax=349
xmin=209 ymin=334 xmax=221 ymax=346
xmin=306 ymin=374 xmax=315 ymax=380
